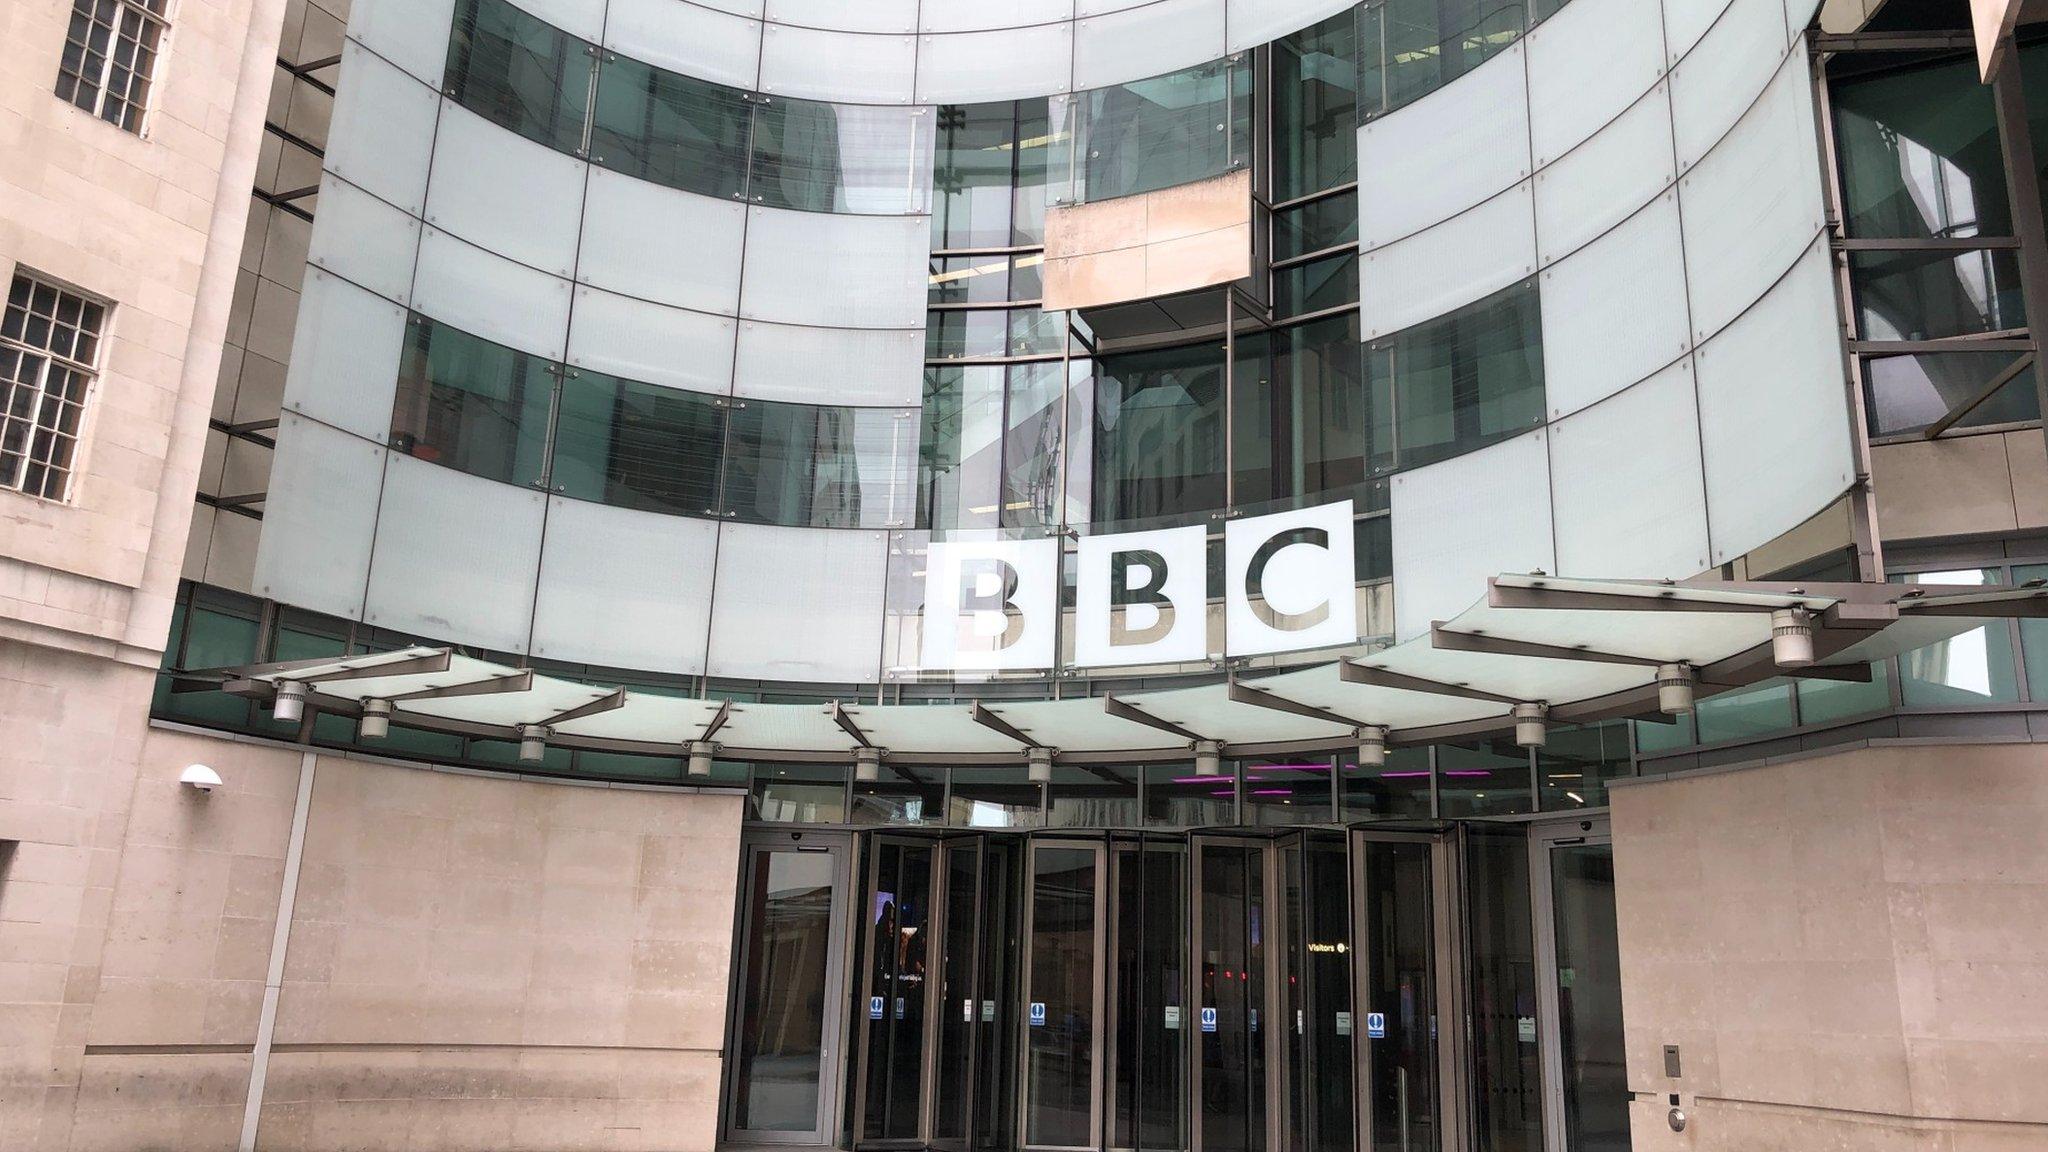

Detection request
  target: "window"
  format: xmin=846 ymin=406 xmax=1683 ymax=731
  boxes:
xmin=1362 ymin=279 xmax=1545 ymax=473
xmin=445 ymin=0 xmax=592 ymax=154
xmin=2 ymin=272 xmax=106 ymax=501
xmin=55 ymin=0 xmax=167 ymax=133
xmin=389 ymin=315 xmax=552 ymax=488
xmin=551 ymin=370 xmax=724 ymax=516
xmin=1055 ymin=59 xmax=1253 ymax=204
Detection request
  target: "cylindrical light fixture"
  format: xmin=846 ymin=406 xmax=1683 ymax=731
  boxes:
xmin=272 ymin=680 xmax=307 ymax=724
xmin=358 ymin=699 xmax=392 ymax=739
xmin=686 ymin=741 xmax=718 ymax=777
xmin=1193 ymin=739 xmax=1223 ymax=777
xmin=1355 ymin=725 xmax=1388 ymax=769
xmin=517 ymin=724 xmax=549 ymax=763
xmin=1513 ymin=702 xmax=1548 ymax=749
xmin=1655 ymin=664 xmax=1697 ymax=715
xmin=1771 ymin=607 xmax=1814 ymax=668
xmin=1027 ymin=746 xmax=1054 ymax=783
xmin=854 ymin=746 xmax=882 ymax=782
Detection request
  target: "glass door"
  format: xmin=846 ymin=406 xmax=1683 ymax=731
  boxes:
xmin=724 ymin=830 xmax=851 ymax=1145
xmin=1108 ymin=835 xmax=1187 ymax=1152
xmin=1190 ymin=835 xmax=1271 ymax=1152
xmin=1021 ymin=838 xmax=1107 ymax=1151
xmin=931 ymin=839 xmax=984 ymax=1152
xmin=855 ymin=835 xmax=937 ymax=1146
xmin=1278 ymin=831 xmax=1354 ymax=1152
xmin=1532 ymin=820 xmax=1630 ymax=1152
xmin=1349 ymin=828 xmax=1461 ymax=1152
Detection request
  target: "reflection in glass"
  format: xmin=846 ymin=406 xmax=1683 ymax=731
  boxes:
xmin=850 ymin=765 xmax=944 ymax=825
xmin=1864 ymin=352 xmax=2038 ymax=437
xmin=1796 ymin=662 xmax=1892 ymax=726
xmin=1240 ymin=758 xmax=1336 ymax=824
xmin=1058 ymin=59 xmax=1252 ymax=204
xmin=1340 ymin=745 xmax=1433 ymax=818
xmin=732 ymin=850 xmax=837 ymax=1132
xmin=1094 ymin=343 xmax=1227 ymax=528
xmin=1359 ymin=0 xmax=1535 ymax=120
xmin=445 ymin=0 xmax=592 ymax=153
xmin=1273 ymin=253 xmax=1360 ymax=317
xmin=1550 ymin=843 xmax=1631 ymax=1152
xmin=1003 ymin=360 xmax=1076 ymax=531
xmin=1197 ymin=842 xmax=1265 ymax=1152
xmin=1111 ymin=842 xmax=1185 ymax=1151
xmin=751 ymin=763 xmax=846 ymax=822
xmin=1436 ymin=739 xmax=1531 ymax=817
xmin=1361 ymin=839 xmax=1438 ymax=1152
xmin=1536 ymin=722 xmax=1631 ymax=811
xmin=863 ymin=842 xmax=932 ymax=1140
xmin=589 ymin=54 xmax=750 ymax=199
xmin=934 ymin=103 xmax=1024 ymax=250
xmin=1692 ymin=679 xmax=1796 ymax=743
xmin=1466 ymin=826 xmax=1540 ymax=1152
xmin=1234 ymin=313 xmax=1368 ymax=510
xmin=1274 ymin=12 xmax=1359 ymax=201
xmin=951 ymin=765 xmax=1042 ymax=827
xmin=1851 ymin=248 xmax=2024 ymax=341
xmin=1274 ymin=192 xmax=1360 ymax=261
xmin=1364 ymin=280 xmax=1545 ymax=473
xmin=2016 ymin=563 xmax=2048 ymax=700
xmin=1026 ymin=846 xmax=1099 ymax=1148
xmin=389 ymin=315 xmax=552 ymax=488
xmin=1145 ymin=761 xmax=1235 ymax=827
xmin=1832 ymin=55 xmax=2008 ymax=239
xmin=1046 ymin=765 xmax=1141 ymax=826
xmin=722 ymin=402 xmax=915 ymax=529
xmin=933 ymin=844 xmax=980 ymax=1141
xmin=750 ymin=97 xmax=934 ymax=215
xmin=1896 ymin=569 xmax=2020 ymax=706
xmin=551 ymin=370 xmax=724 ymax=515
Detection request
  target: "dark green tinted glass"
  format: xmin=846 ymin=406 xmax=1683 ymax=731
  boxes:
xmin=1274 ymin=253 xmax=1359 ymax=316
xmin=918 ymin=365 xmax=1004 ymax=531
xmin=1093 ymin=341 xmax=1227 ymax=527
xmin=589 ymin=54 xmax=751 ymax=199
xmin=1273 ymin=11 xmax=1359 ymax=200
xmin=750 ymin=97 xmax=932 ymax=215
xmin=1233 ymin=312 xmax=1368 ymax=509
xmin=1364 ymin=279 xmax=1544 ymax=472
xmin=1831 ymin=55 xmax=2009 ymax=238
xmin=1360 ymin=0 xmax=1533 ymax=120
xmin=445 ymin=0 xmax=591 ymax=153
xmin=1003 ymin=360 xmax=1071 ymax=530
xmin=1851 ymin=247 xmax=2024 ymax=340
xmin=1274 ymin=192 xmax=1360 ymax=260
xmin=550 ymin=370 xmax=724 ymax=515
xmin=933 ymin=103 xmax=1020 ymax=250
xmin=1863 ymin=351 xmax=2038 ymax=437
xmin=722 ymin=400 xmax=906 ymax=528
xmin=390 ymin=316 xmax=553 ymax=488
xmin=1078 ymin=60 xmax=1249 ymax=202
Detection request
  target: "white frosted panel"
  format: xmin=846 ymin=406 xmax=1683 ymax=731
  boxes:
xmin=423 ymin=104 xmax=586 ymax=277
xmin=530 ymin=498 xmax=718 ymax=672
xmin=917 ymin=25 xmax=1075 ymax=102
xmin=740 ymin=209 xmax=927 ymax=327
xmin=1389 ymin=429 xmax=1554 ymax=643
xmin=1664 ymin=0 xmax=1734 ymax=64
xmin=577 ymin=166 xmax=746 ymax=314
xmin=1533 ymin=84 xmax=1676 ymax=264
xmin=567 ymin=287 xmax=736 ymax=396
xmin=1225 ymin=0 xmax=1354 ymax=53
xmin=1694 ymin=239 xmax=1853 ymax=565
xmin=282 ymin=270 xmax=408 ymax=441
xmin=516 ymin=0 xmax=605 ymax=41
xmin=604 ymin=0 xmax=762 ymax=89
xmin=1786 ymin=0 xmax=1821 ymax=37
xmin=1361 ymin=182 xmax=1534 ymax=339
xmin=345 ymin=0 xmax=455 ymax=87
xmin=1077 ymin=0 xmax=1154 ymax=12
xmin=1678 ymin=57 xmax=1825 ymax=340
xmin=1524 ymin=0 xmax=1665 ymax=165
xmin=733 ymin=321 xmax=922 ymax=406
xmin=365 ymin=454 xmax=547 ymax=652
xmin=412 ymin=227 xmax=573 ymax=359
xmin=306 ymin=175 xmax=420 ymax=305
xmin=1539 ymin=193 xmax=1691 ymax=418
xmin=695 ymin=0 xmax=764 ymax=15
xmin=707 ymin=524 xmax=887 ymax=681
xmin=1359 ymin=44 xmax=1531 ymax=249
xmin=324 ymin=43 xmax=439 ymax=214
xmin=1669 ymin=0 xmax=1789 ymax=168
xmin=1073 ymin=0 xmax=1226 ymax=91
xmin=767 ymin=0 xmax=917 ymax=32
xmin=1548 ymin=362 xmax=1711 ymax=579
xmin=253 ymin=414 xmax=383 ymax=619
xmin=758 ymin=25 xmax=917 ymax=104
xmin=920 ymin=0 xmax=1072 ymax=33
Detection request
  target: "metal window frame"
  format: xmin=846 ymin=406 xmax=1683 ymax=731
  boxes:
xmin=60 ymin=0 xmax=171 ymax=135
xmin=1527 ymin=815 xmax=1614 ymax=1152
xmin=0 ymin=270 xmax=109 ymax=503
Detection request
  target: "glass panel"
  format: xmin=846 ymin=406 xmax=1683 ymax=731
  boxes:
xmin=1297 ymin=834 xmax=1354 ymax=1152
xmin=851 ymin=765 xmax=945 ymax=825
xmin=1631 ymin=713 xmax=1693 ymax=756
xmin=732 ymin=849 xmax=838 ymax=1133
xmin=1360 ymin=838 xmax=1437 ymax=1152
xmin=933 ymin=844 xmax=981 ymax=1141
xmin=1197 ymin=842 xmax=1265 ymax=1152
xmin=1536 ymin=722 xmax=1631 ymax=812
xmin=975 ymin=840 xmax=1023 ymax=1152
xmin=1233 ymin=312 xmax=1367 ymax=510
xmin=1067 ymin=59 xmax=1251 ymax=204
xmin=1110 ymin=842 xmax=1185 ymax=1152
xmin=2016 ymin=562 xmax=2048 ymax=700
xmin=1692 ymin=679 xmax=1796 ymax=743
xmin=1364 ymin=279 xmax=1544 ymax=474
xmin=1863 ymin=352 xmax=2039 ymax=438
xmin=920 ymin=366 xmax=1005 ymax=531
xmin=929 ymin=255 xmax=1015 ymax=307
xmin=1046 ymin=765 xmax=1141 ymax=826
xmin=951 ymin=764 xmax=1042 ymax=827
xmin=445 ymin=0 xmax=591 ymax=153
xmin=1831 ymin=55 xmax=2009 ymax=239
xmin=1273 ymin=253 xmax=1360 ymax=317
xmin=1851 ymin=248 xmax=2025 ymax=340
xmin=933 ymin=102 xmax=1020 ymax=251
xmin=1145 ymin=761 xmax=1235 ymax=827
xmin=1360 ymin=0 xmax=1532 ymax=121
xmin=751 ymin=98 xmax=933 ymax=215
xmin=863 ymin=841 xmax=932 ymax=1141
xmin=389 ymin=315 xmax=553 ymax=488
xmin=1026 ymin=845 xmax=1099 ymax=1148
xmin=722 ymin=400 xmax=911 ymax=529
xmin=162 ymin=590 xmax=261 ymax=725
xmin=1274 ymin=192 xmax=1361 ymax=261
xmin=752 ymin=763 xmax=847 ymax=823
xmin=1550 ymin=843 xmax=1630 ymax=1152
xmin=1896 ymin=568 xmax=2020 ymax=706
xmin=1340 ymin=745 xmax=1432 ymax=819
xmin=927 ymin=309 xmax=1013 ymax=359
xmin=550 ymin=371 xmax=724 ymax=515
xmin=1273 ymin=13 xmax=1359 ymax=201
xmin=589 ymin=53 xmax=751 ymax=199
xmin=1436 ymin=739 xmax=1531 ymax=817
xmin=1094 ymin=342 xmax=1227 ymax=529
xmin=1466 ymin=826 xmax=1540 ymax=1152
xmin=1013 ymin=101 xmax=1052 ymax=246
xmin=1004 ymin=360 xmax=1073 ymax=532
xmin=1796 ymin=662 xmax=1892 ymax=726
xmin=1240 ymin=758 xmax=1336 ymax=824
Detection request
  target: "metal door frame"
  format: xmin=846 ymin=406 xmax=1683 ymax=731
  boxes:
xmin=1018 ymin=834 xmax=1110 ymax=1152
xmin=1347 ymin=825 xmax=1469 ymax=1152
xmin=1103 ymin=831 xmax=1187 ymax=1152
xmin=929 ymin=835 xmax=988 ymax=1152
xmin=720 ymin=828 xmax=853 ymax=1147
xmin=851 ymin=831 xmax=957 ymax=1150
xmin=1186 ymin=830 xmax=1287 ymax=1152
xmin=1529 ymin=816 xmax=1613 ymax=1152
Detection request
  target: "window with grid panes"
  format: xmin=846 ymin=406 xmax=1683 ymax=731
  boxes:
xmin=55 ymin=0 xmax=168 ymax=133
xmin=1 ymin=273 xmax=106 ymax=501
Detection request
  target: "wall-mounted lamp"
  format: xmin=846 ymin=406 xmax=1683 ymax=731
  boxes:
xmin=1771 ymin=607 xmax=1814 ymax=668
xmin=1355 ymin=725 xmax=1388 ymax=769
xmin=1193 ymin=739 xmax=1222 ymax=777
xmin=1027 ymin=746 xmax=1054 ymax=783
xmin=686 ymin=741 xmax=719 ymax=777
xmin=1655 ymin=664 xmax=1695 ymax=715
xmin=271 ymin=680 xmax=308 ymax=724
xmin=517 ymin=724 xmax=549 ymax=763
xmin=179 ymin=763 xmax=222 ymax=794
xmin=854 ymin=746 xmax=882 ymax=783
xmin=1513 ymin=702 xmax=1548 ymax=749
xmin=358 ymin=699 xmax=392 ymax=739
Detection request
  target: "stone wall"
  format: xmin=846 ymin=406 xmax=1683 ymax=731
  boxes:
xmin=1611 ymin=742 xmax=2048 ymax=1151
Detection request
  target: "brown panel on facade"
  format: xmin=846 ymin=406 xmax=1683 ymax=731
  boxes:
xmin=1042 ymin=169 xmax=1254 ymax=311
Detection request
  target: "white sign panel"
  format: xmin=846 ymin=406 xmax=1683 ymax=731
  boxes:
xmin=1073 ymin=525 xmax=1207 ymax=668
xmin=1224 ymin=501 xmax=1357 ymax=655
xmin=921 ymin=537 xmax=1060 ymax=670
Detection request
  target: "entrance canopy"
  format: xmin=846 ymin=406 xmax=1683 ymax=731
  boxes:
xmin=185 ymin=576 xmax=2041 ymax=764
